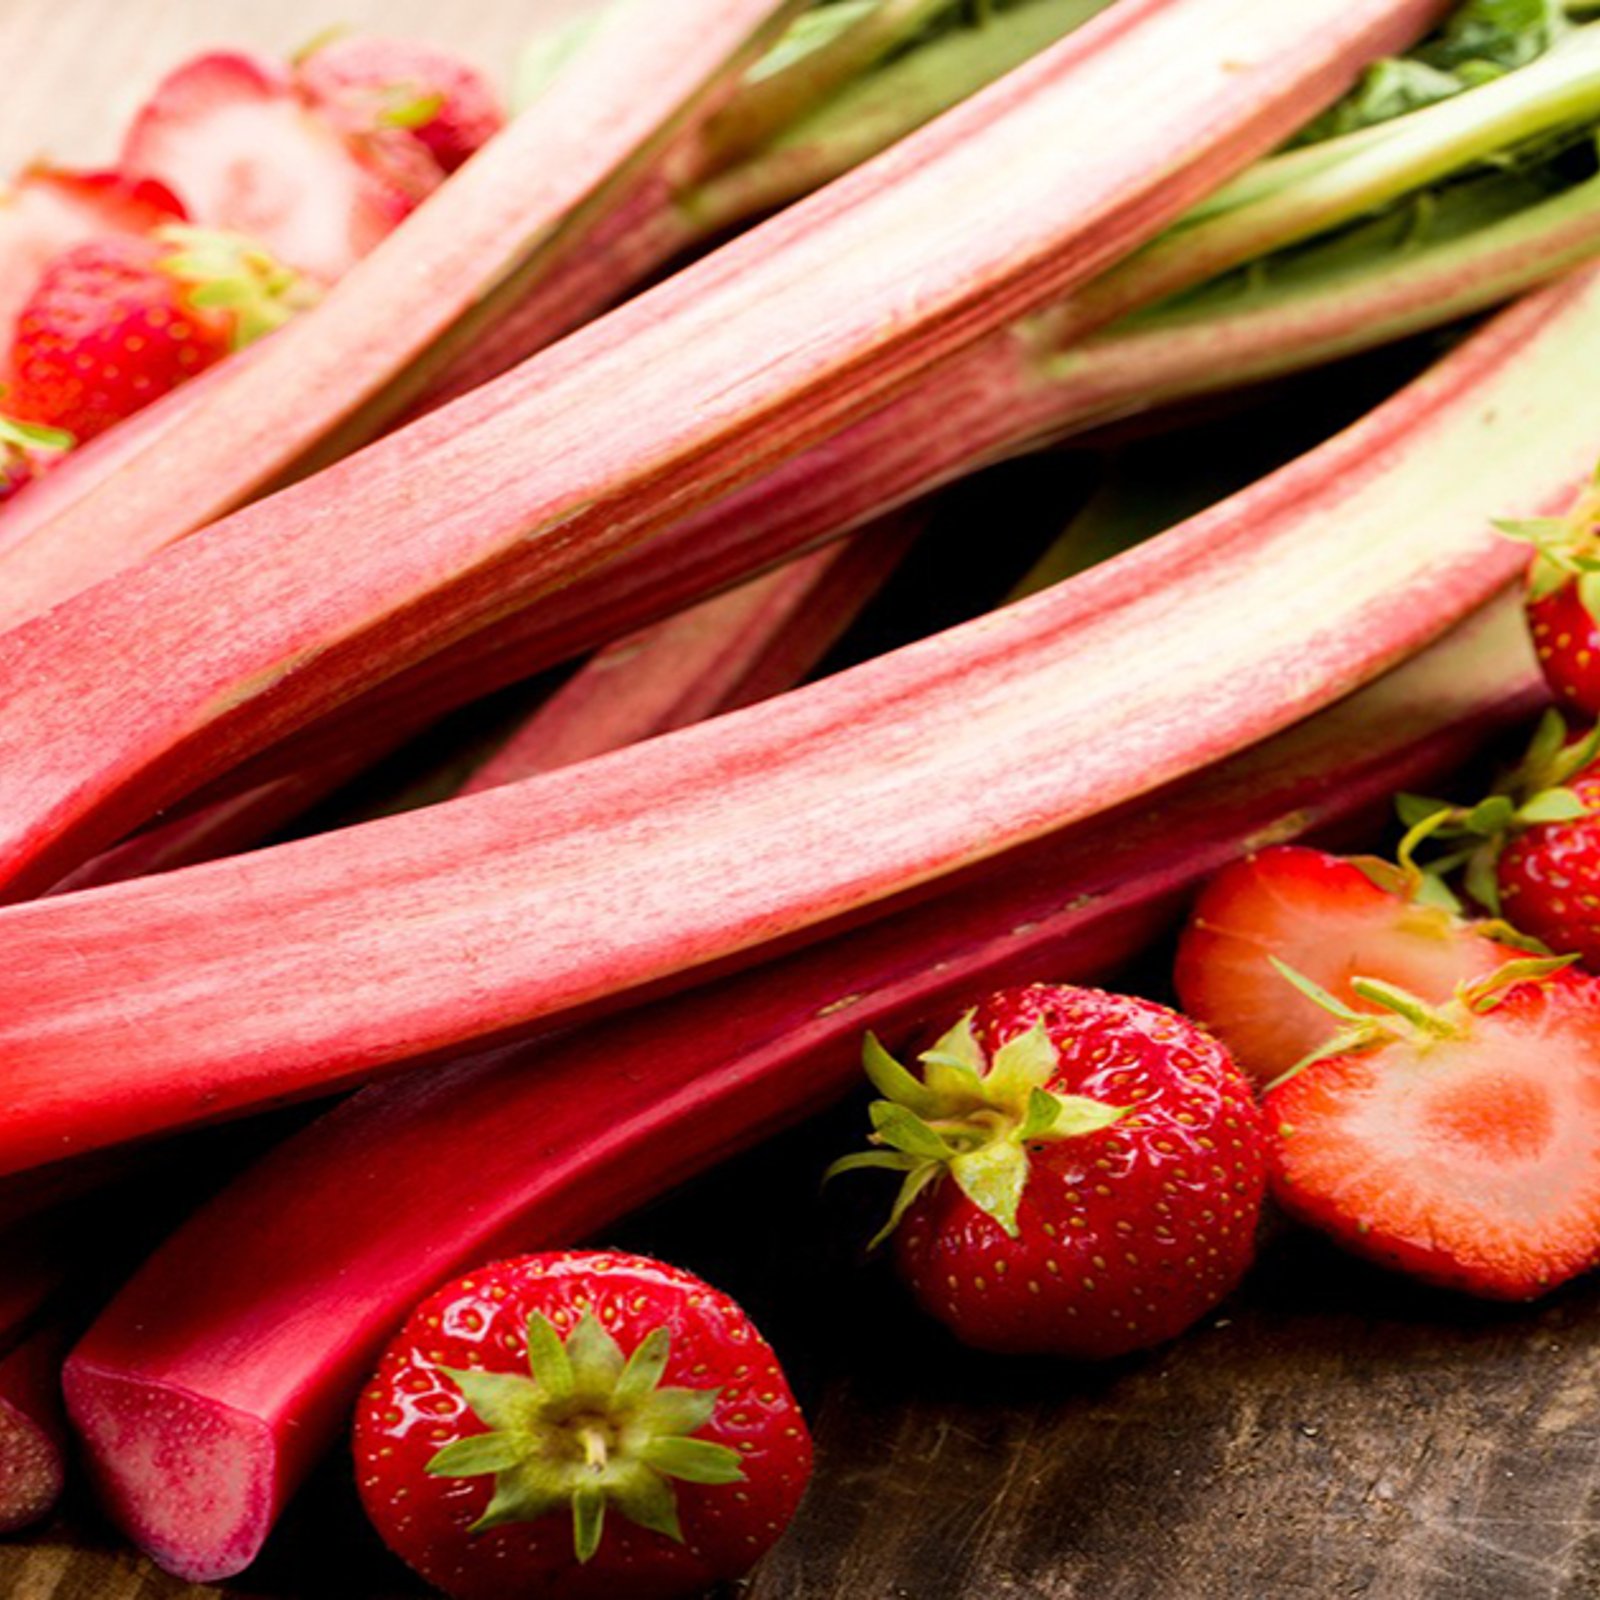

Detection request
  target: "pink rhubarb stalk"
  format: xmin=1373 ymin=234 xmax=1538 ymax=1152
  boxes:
xmin=0 ymin=268 xmax=1592 ymax=1176
xmin=459 ymin=522 xmax=915 ymax=793
xmin=0 ymin=0 xmax=1440 ymax=895
xmin=61 ymin=594 xmax=1543 ymax=1582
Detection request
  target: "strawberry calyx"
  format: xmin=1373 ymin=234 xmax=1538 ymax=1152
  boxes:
xmin=1393 ymin=709 xmax=1600 ymax=915
xmin=427 ymin=1310 xmax=745 ymax=1564
xmin=1499 ymin=466 xmax=1600 ymax=618
xmin=1267 ymin=952 xmax=1577 ymax=1089
xmin=825 ymin=1013 xmax=1126 ymax=1243
xmin=0 ymin=413 xmax=74 ymax=459
xmin=152 ymin=223 xmax=320 ymax=348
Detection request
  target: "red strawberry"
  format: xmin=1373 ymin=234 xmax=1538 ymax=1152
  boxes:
xmin=830 ymin=984 xmax=1266 ymax=1358
xmin=1503 ymin=476 xmax=1600 ymax=716
xmin=296 ymin=35 xmax=506 ymax=174
xmin=1265 ymin=960 xmax=1600 ymax=1298
xmin=1396 ymin=710 xmax=1600 ymax=966
xmin=8 ymin=228 xmax=312 ymax=441
xmin=121 ymin=51 xmax=428 ymax=284
xmin=0 ymin=166 xmax=184 ymax=344
xmin=0 ymin=414 xmax=73 ymax=503
xmin=1175 ymin=845 xmax=1521 ymax=1089
xmin=354 ymin=1250 xmax=811 ymax=1600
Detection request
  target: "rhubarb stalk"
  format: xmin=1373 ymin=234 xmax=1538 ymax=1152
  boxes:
xmin=0 ymin=267 xmax=1592 ymax=1176
xmin=0 ymin=0 xmax=1448 ymax=895
xmin=61 ymin=594 xmax=1543 ymax=1583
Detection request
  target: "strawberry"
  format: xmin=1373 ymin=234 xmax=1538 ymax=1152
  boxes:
xmin=120 ymin=51 xmax=430 ymax=284
xmin=1174 ymin=844 xmax=1522 ymax=1089
xmin=354 ymin=1250 xmax=811 ymax=1600
xmin=1503 ymin=471 xmax=1600 ymax=716
xmin=7 ymin=227 xmax=312 ymax=441
xmin=1264 ymin=959 xmax=1600 ymax=1299
xmin=1396 ymin=710 xmax=1600 ymax=966
xmin=829 ymin=984 xmax=1266 ymax=1358
xmin=0 ymin=414 xmax=73 ymax=503
xmin=296 ymin=35 xmax=506 ymax=174
xmin=0 ymin=166 xmax=184 ymax=345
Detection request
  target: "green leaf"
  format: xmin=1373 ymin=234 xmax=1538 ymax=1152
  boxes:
xmin=949 ymin=1139 xmax=1029 ymax=1237
xmin=1395 ymin=791 xmax=1455 ymax=829
xmin=643 ymin=1435 xmax=747 ymax=1486
xmin=982 ymin=1022 xmax=1059 ymax=1109
xmin=470 ymin=1474 xmax=568 ymax=1535
xmin=1270 ymin=957 xmax=1366 ymax=1024
xmin=378 ymin=89 xmax=446 ymax=131
xmin=1517 ymin=785 xmax=1591 ymax=823
xmin=1460 ymin=951 xmax=1580 ymax=1010
xmin=573 ymin=1484 xmax=607 ymax=1564
xmin=440 ymin=1366 xmax=543 ymax=1434
xmin=566 ymin=1312 xmax=627 ymax=1398
xmin=869 ymin=1101 xmax=955 ymax=1161
xmin=1347 ymin=976 xmax=1457 ymax=1035
xmin=860 ymin=1031 xmax=944 ymax=1115
xmin=0 ymin=415 xmax=73 ymax=454
xmin=869 ymin=1160 xmax=945 ymax=1250
xmin=1579 ymin=567 xmax=1600 ymax=627
xmin=1463 ymin=840 xmax=1505 ymax=914
xmin=524 ymin=1312 xmax=576 ymax=1401
xmin=917 ymin=1011 xmax=988 ymax=1098
xmin=822 ymin=1150 xmax=921 ymax=1183
xmin=614 ymin=1326 xmax=672 ymax=1408
xmin=1463 ymin=794 xmax=1517 ymax=835
xmin=637 ymin=1384 xmax=721 ymax=1438
xmin=609 ymin=1467 xmax=685 ymax=1543
xmin=427 ymin=1431 xmax=527 ymax=1478
xmin=1038 ymin=1092 xmax=1127 ymax=1140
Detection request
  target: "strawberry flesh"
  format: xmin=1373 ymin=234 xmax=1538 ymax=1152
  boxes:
xmin=1266 ymin=973 xmax=1600 ymax=1298
xmin=120 ymin=50 xmax=420 ymax=283
xmin=1175 ymin=845 xmax=1517 ymax=1088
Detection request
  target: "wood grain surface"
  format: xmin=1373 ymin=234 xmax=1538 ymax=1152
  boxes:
xmin=2 ymin=3 xmax=1600 ymax=1598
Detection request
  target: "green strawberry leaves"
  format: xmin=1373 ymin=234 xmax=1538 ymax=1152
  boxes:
xmin=429 ymin=1311 xmax=744 ymax=1562
xmin=827 ymin=1016 xmax=1125 ymax=1242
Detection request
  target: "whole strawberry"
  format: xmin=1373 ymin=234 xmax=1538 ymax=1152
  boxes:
xmin=1503 ymin=474 xmax=1600 ymax=716
xmin=1398 ymin=710 xmax=1600 ymax=966
xmin=830 ymin=984 xmax=1267 ymax=1358
xmin=1265 ymin=959 xmax=1600 ymax=1298
xmin=8 ymin=227 xmax=311 ymax=440
xmin=296 ymin=35 xmax=506 ymax=173
xmin=1175 ymin=844 xmax=1521 ymax=1089
xmin=354 ymin=1250 xmax=811 ymax=1600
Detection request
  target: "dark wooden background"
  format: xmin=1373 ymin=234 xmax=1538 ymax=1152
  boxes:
xmin=3 ymin=2 xmax=1600 ymax=1597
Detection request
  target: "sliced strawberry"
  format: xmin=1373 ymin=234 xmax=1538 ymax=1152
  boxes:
xmin=296 ymin=35 xmax=506 ymax=173
xmin=1266 ymin=966 xmax=1600 ymax=1299
xmin=120 ymin=50 xmax=422 ymax=284
xmin=0 ymin=167 xmax=184 ymax=345
xmin=1175 ymin=845 xmax=1517 ymax=1089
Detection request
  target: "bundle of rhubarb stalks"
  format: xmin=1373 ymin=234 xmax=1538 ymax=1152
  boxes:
xmin=18 ymin=0 xmax=1600 ymax=1593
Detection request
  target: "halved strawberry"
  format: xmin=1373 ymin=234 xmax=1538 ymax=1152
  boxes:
xmin=1266 ymin=962 xmax=1600 ymax=1299
xmin=1175 ymin=845 xmax=1520 ymax=1089
xmin=120 ymin=50 xmax=427 ymax=284
xmin=0 ymin=167 xmax=184 ymax=343
xmin=296 ymin=35 xmax=506 ymax=174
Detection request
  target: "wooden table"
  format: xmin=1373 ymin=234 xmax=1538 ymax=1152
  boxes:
xmin=3 ymin=3 xmax=1599 ymax=1597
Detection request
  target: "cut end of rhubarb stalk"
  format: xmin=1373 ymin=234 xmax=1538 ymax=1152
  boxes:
xmin=0 ymin=1394 xmax=63 ymax=1535
xmin=63 ymin=1361 xmax=274 ymax=1580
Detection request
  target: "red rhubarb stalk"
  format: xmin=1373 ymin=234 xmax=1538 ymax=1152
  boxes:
xmin=61 ymin=594 xmax=1543 ymax=1582
xmin=460 ymin=522 xmax=915 ymax=793
xmin=220 ymin=160 xmax=1600 ymax=801
xmin=0 ymin=0 xmax=1447 ymax=895
xmin=0 ymin=269 xmax=1592 ymax=1175
xmin=57 ymin=519 xmax=914 ymax=889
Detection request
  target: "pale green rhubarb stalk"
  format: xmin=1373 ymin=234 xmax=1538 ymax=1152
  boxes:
xmin=169 ymin=116 xmax=1600 ymax=813
xmin=0 ymin=0 xmax=1439 ymax=897
xmin=55 ymin=519 xmax=918 ymax=891
xmin=59 ymin=594 xmax=1545 ymax=1583
xmin=0 ymin=0 xmax=1112 ymax=602
xmin=0 ymin=268 xmax=1594 ymax=1176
